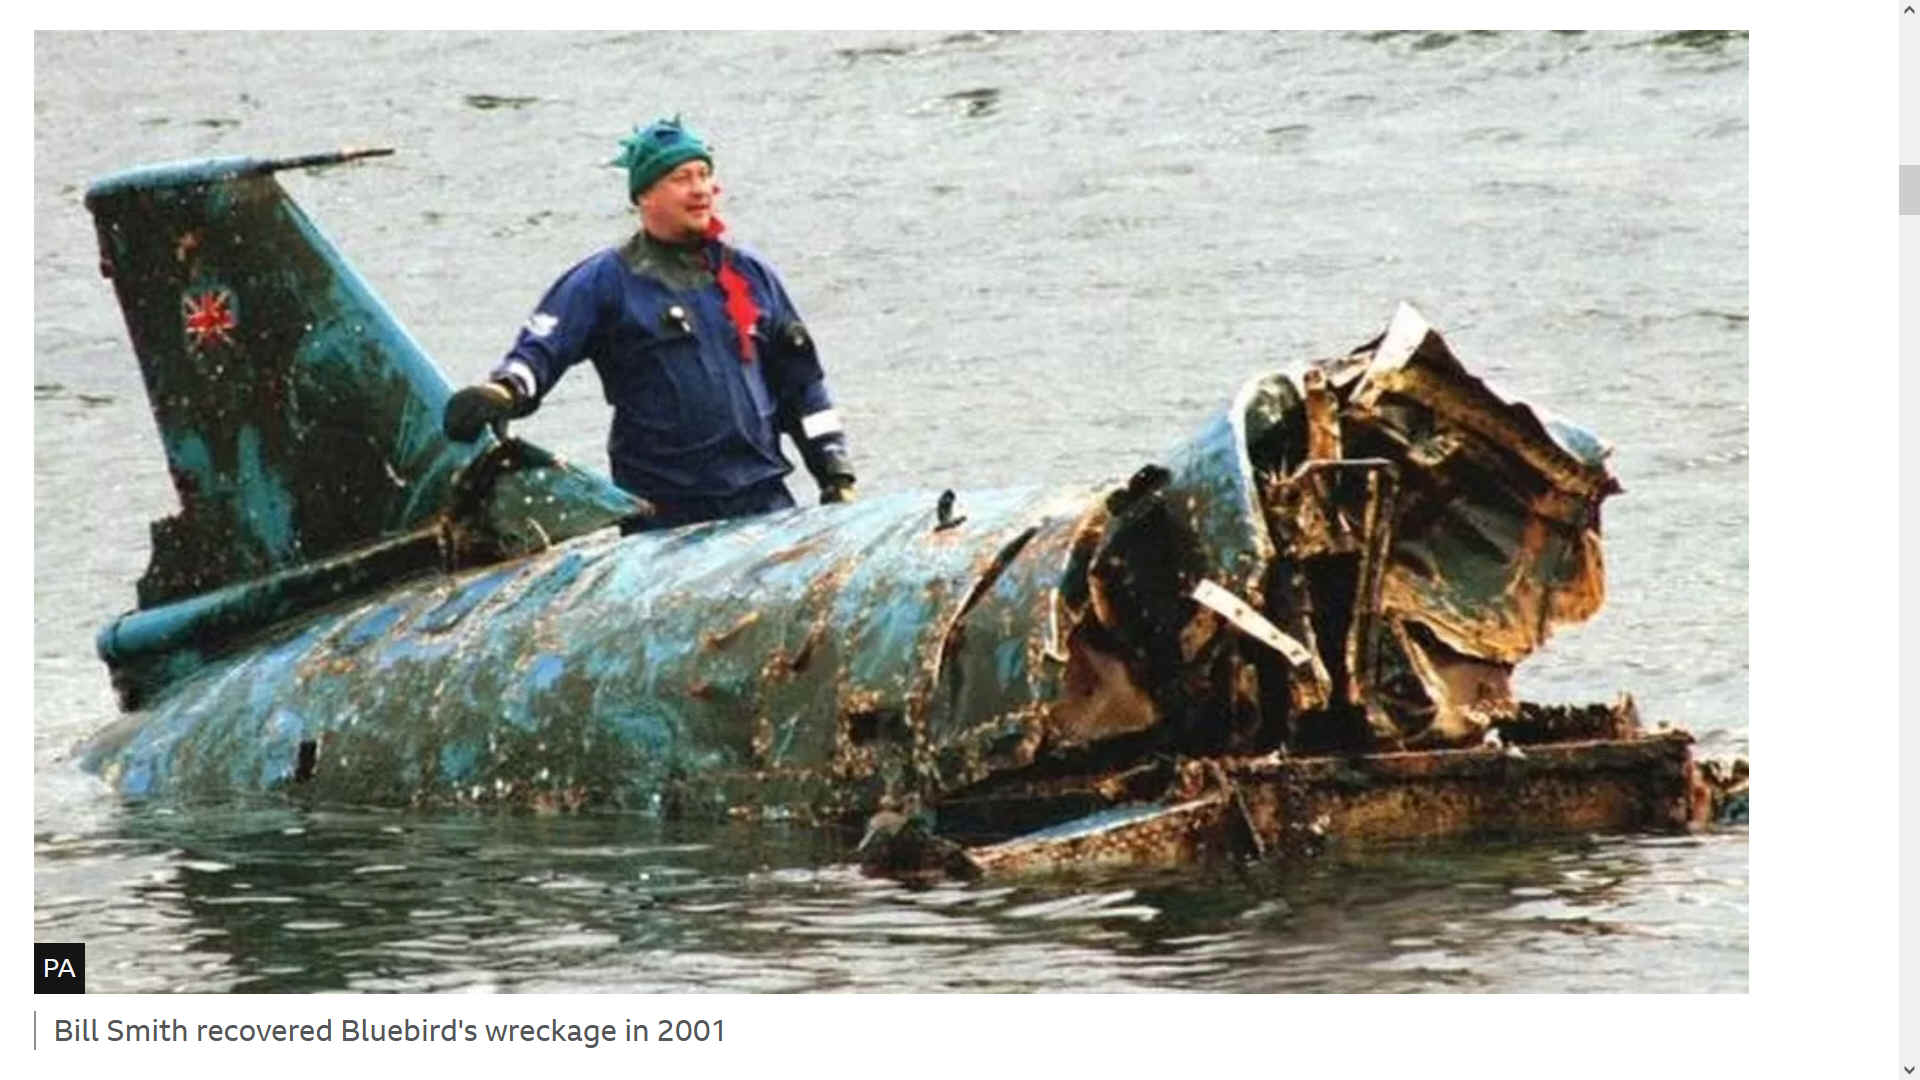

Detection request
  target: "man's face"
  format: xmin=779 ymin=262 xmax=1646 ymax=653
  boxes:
xmin=637 ymin=159 xmax=716 ymax=243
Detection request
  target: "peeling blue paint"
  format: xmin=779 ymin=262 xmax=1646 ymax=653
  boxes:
xmin=417 ymin=570 xmax=514 ymax=633
xmin=438 ymin=741 xmax=479 ymax=785
xmin=234 ymin=425 xmax=299 ymax=563
xmin=528 ymin=654 xmax=565 ymax=693
xmin=337 ymin=603 xmax=406 ymax=652
xmin=500 ymin=552 xmax=585 ymax=618
xmin=163 ymin=430 xmax=213 ymax=484
xmin=994 ymin=638 xmax=1025 ymax=686
xmin=120 ymin=761 xmax=152 ymax=797
xmin=79 ymin=151 xmax=1624 ymax=827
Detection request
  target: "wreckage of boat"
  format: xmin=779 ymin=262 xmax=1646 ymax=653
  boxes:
xmin=73 ymin=149 xmax=1744 ymax=881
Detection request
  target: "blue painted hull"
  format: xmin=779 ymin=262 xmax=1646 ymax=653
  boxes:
xmin=76 ymin=150 xmax=1669 ymax=860
xmin=82 ymin=485 xmax=1104 ymax=814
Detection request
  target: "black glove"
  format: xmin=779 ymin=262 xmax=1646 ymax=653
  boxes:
xmin=820 ymin=477 xmax=856 ymax=504
xmin=814 ymin=446 xmax=856 ymax=504
xmin=444 ymin=380 xmax=523 ymax=442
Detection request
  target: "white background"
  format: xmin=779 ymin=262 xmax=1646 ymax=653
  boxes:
xmin=14 ymin=3 xmax=1907 ymax=1079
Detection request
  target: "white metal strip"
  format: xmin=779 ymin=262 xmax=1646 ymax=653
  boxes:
xmin=1190 ymin=579 xmax=1316 ymax=669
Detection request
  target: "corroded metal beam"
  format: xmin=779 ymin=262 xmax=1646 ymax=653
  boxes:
xmin=963 ymin=732 xmax=1706 ymax=880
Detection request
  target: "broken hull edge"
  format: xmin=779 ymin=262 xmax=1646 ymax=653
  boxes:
xmin=962 ymin=732 xmax=1709 ymax=880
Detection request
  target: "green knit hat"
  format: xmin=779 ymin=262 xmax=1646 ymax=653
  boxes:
xmin=612 ymin=117 xmax=713 ymax=201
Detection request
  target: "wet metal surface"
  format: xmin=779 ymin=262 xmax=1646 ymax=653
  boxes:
xmin=36 ymin=31 xmax=1747 ymax=991
xmin=72 ymin=146 xmax=1726 ymax=882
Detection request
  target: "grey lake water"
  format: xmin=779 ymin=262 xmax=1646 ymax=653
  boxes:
xmin=33 ymin=30 xmax=1747 ymax=993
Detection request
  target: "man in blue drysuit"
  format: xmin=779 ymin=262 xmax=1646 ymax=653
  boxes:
xmin=443 ymin=117 xmax=855 ymax=531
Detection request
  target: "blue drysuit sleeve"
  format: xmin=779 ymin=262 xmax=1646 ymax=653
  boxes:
xmin=490 ymin=253 xmax=610 ymax=405
xmin=754 ymin=259 xmax=852 ymax=482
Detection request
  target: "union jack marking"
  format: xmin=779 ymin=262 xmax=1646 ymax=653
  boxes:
xmin=182 ymin=289 xmax=237 ymax=349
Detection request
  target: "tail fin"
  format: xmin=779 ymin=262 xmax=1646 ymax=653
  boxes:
xmin=87 ymin=150 xmax=645 ymax=710
xmin=86 ymin=150 xmax=478 ymax=608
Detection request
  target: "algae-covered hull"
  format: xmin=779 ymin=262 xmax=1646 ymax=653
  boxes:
xmin=76 ymin=149 xmax=1727 ymax=875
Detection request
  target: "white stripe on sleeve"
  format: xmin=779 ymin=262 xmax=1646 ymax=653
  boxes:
xmin=801 ymin=408 xmax=843 ymax=440
xmin=502 ymin=362 xmax=537 ymax=400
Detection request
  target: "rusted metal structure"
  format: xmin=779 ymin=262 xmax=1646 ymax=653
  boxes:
xmin=75 ymin=150 xmax=1735 ymax=880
